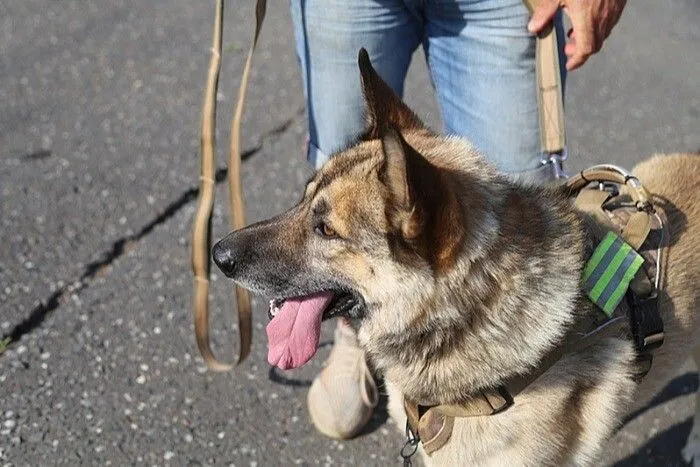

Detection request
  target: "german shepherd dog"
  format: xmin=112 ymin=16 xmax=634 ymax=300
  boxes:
xmin=212 ymin=49 xmax=700 ymax=465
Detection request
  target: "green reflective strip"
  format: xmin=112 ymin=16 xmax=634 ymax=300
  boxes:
xmin=581 ymin=231 xmax=646 ymax=317
xmin=597 ymin=250 xmax=641 ymax=309
xmin=601 ymin=253 xmax=645 ymax=315
xmin=581 ymin=235 xmax=624 ymax=293
xmin=581 ymin=232 xmax=618 ymax=283
xmin=588 ymin=243 xmax=633 ymax=302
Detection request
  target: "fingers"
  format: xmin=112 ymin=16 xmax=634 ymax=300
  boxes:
xmin=564 ymin=6 xmax=597 ymax=70
xmin=564 ymin=29 xmax=580 ymax=69
xmin=528 ymin=0 xmax=595 ymax=70
xmin=561 ymin=0 xmax=627 ymax=71
xmin=532 ymin=0 xmax=627 ymax=71
xmin=528 ymin=0 xmax=560 ymax=34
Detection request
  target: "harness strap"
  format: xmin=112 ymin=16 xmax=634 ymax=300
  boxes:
xmin=568 ymin=165 xmax=656 ymax=251
xmin=622 ymin=212 xmax=652 ymax=251
xmin=566 ymin=165 xmax=654 ymax=211
xmin=574 ymin=189 xmax=612 ymax=226
xmin=403 ymin=391 xmax=504 ymax=455
xmin=192 ymin=0 xmax=267 ymax=371
xmin=567 ymin=166 xmax=667 ymax=372
xmin=404 ymin=316 xmax=628 ymax=455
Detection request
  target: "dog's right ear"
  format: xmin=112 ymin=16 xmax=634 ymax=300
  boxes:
xmin=380 ymin=127 xmax=465 ymax=271
xmin=380 ymin=126 xmax=426 ymax=240
xmin=358 ymin=48 xmax=424 ymax=139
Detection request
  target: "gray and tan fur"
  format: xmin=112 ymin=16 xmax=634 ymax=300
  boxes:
xmin=213 ymin=49 xmax=700 ymax=465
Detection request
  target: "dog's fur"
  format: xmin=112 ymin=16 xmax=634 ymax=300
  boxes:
xmin=213 ymin=51 xmax=700 ymax=465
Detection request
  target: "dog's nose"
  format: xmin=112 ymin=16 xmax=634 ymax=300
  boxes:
xmin=212 ymin=242 xmax=236 ymax=277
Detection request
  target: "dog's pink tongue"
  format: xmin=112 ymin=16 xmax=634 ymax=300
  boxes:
xmin=266 ymin=292 xmax=334 ymax=370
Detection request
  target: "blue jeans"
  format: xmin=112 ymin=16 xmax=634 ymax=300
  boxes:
xmin=290 ymin=0 xmax=566 ymax=183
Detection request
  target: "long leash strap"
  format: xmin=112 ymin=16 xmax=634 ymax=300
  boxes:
xmin=522 ymin=0 xmax=567 ymax=156
xmin=226 ymin=0 xmax=267 ymax=365
xmin=192 ymin=0 xmax=230 ymax=371
xmin=191 ymin=0 xmax=267 ymax=371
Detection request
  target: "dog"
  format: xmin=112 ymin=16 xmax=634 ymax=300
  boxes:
xmin=212 ymin=49 xmax=700 ymax=465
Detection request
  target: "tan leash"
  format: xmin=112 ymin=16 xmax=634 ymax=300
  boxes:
xmin=191 ymin=0 xmax=267 ymax=371
xmin=522 ymin=0 xmax=567 ymax=177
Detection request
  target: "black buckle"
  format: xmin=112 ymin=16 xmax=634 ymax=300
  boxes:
xmin=627 ymin=292 xmax=664 ymax=354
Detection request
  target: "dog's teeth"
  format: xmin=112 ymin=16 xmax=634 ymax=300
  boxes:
xmin=268 ymin=299 xmax=282 ymax=318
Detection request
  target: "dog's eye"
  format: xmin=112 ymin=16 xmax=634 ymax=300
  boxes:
xmin=315 ymin=221 xmax=337 ymax=239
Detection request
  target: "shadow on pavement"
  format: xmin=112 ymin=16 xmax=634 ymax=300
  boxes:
xmin=267 ymin=340 xmax=392 ymax=437
xmin=614 ymin=419 xmax=691 ymax=467
xmin=358 ymin=378 xmax=391 ymax=437
xmin=624 ymin=372 xmax=698 ymax=425
xmin=614 ymin=371 xmax=697 ymax=466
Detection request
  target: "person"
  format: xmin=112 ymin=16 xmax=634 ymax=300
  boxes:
xmin=289 ymin=0 xmax=627 ymax=439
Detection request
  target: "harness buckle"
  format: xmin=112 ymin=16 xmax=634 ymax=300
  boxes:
xmin=596 ymin=181 xmax=620 ymax=198
xmin=627 ymin=292 xmax=664 ymax=354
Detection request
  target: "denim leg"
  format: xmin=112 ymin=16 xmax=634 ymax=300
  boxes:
xmin=424 ymin=0 xmax=566 ymax=182
xmin=290 ymin=0 xmax=423 ymax=169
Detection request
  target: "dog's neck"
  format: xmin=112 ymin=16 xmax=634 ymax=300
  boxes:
xmin=359 ymin=173 xmax=588 ymax=405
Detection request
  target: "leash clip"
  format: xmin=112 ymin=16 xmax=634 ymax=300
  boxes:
xmin=401 ymin=421 xmax=420 ymax=466
xmin=540 ymin=148 xmax=568 ymax=180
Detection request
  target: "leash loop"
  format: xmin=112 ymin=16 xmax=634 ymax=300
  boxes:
xmin=191 ymin=0 xmax=267 ymax=371
xmin=191 ymin=0 xmax=232 ymax=372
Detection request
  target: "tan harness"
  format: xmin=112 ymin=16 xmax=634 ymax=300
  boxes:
xmin=402 ymin=166 xmax=668 ymax=458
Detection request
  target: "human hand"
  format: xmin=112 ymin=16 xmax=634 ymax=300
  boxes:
xmin=527 ymin=0 xmax=627 ymax=71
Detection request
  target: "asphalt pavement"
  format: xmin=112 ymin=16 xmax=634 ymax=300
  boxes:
xmin=1 ymin=0 xmax=699 ymax=465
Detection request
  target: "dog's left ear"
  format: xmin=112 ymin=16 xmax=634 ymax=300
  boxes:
xmin=358 ymin=48 xmax=424 ymax=138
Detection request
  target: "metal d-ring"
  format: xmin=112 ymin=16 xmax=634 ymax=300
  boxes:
xmin=401 ymin=421 xmax=420 ymax=466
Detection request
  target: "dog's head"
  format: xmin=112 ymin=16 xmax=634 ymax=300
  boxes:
xmin=212 ymin=49 xmax=477 ymax=369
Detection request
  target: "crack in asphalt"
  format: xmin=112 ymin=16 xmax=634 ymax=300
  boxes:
xmin=0 ymin=108 xmax=305 ymax=353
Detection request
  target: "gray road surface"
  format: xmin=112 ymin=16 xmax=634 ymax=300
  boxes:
xmin=1 ymin=0 xmax=699 ymax=465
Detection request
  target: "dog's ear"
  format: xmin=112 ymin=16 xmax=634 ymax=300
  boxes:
xmin=380 ymin=127 xmax=465 ymax=270
xmin=358 ymin=48 xmax=424 ymax=138
xmin=380 ymin=127 xmax=425 ymax=239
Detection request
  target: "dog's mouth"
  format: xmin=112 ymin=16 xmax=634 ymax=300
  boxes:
xmin=268 ymin=290 xmax=359 ymax=321
xmin=265 ymin=289 xmax=363 ymax=371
